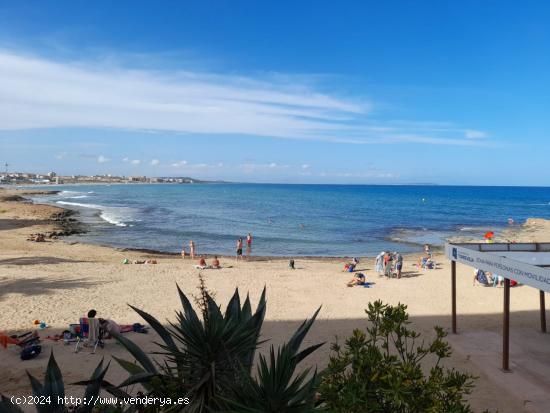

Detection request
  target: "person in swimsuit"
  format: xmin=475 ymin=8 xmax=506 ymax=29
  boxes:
xmin=246 ymin=233 xmax=252 ymax=257
xmin=189 ymin=240 xmax=195 ymax=259
xmin=236 ymin=238 xmax=243 ymax=260
xmin=195 ymin=256 xmax=207 ymax=269
xmin=211 ymin=256 xmax=221 ymax=269
xmin=347 ymin=273 xmax=365 ymax=287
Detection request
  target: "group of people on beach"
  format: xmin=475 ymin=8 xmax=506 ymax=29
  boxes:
xmin=182 ymin=233 xmax=253 ymax=268
xmin=345 ymin=244 xmax=435 ymax=287
xmin=374 ymin=250 xmax=404 ymax=278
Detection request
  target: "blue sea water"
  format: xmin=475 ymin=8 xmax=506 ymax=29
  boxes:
xmin=30 ymin=184 xmax=550 ymax=257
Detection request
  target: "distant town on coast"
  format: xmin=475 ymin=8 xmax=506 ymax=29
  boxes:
xmin=0 ymin=168 xmax=204 ymax=185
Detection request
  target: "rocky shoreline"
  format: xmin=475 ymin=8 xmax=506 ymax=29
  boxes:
xmin=0 ymin=187 xmax=87 ymax=239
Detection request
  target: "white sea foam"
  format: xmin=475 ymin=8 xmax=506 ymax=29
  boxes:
xmin=56 ymin=201 xmax=133 ymax=227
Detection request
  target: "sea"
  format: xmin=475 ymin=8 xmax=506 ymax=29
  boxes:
xmin=28 ymin=184 xmax=550 ymax=257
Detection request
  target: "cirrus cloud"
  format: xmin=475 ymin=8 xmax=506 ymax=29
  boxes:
xmin=0 ymin=49 xmax=491 ymax=146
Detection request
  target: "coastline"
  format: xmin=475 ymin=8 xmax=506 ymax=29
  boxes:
xmin=1 ymin=187 xmax=550 ymax=412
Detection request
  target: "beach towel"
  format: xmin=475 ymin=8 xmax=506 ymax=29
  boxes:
xmin=476 ymin=270 xmax=488 ymax=285
xmin=0 ymin=333 xmax=20 ymax=348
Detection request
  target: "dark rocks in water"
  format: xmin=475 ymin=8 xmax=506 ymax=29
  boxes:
xmin=47 ymin=209 xmax=87 ymax=238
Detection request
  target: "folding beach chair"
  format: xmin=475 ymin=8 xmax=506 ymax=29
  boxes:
xmin=74 ymin=318 xmax=104 ymax=353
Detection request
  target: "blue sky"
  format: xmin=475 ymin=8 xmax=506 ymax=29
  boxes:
xmin=1 ymin=1 xmax=549 ymax=185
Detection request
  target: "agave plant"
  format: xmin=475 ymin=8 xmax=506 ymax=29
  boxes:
xmin=110 ymin=283 xmax=323 ymax=412
xmin=0 ymin=352 xmax=113 ymax=413
xmin=219 ymin=308 xmax=324 ymax=413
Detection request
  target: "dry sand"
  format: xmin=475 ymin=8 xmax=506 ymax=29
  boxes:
xmin=1 ymin=187 xmax=549 ymax=412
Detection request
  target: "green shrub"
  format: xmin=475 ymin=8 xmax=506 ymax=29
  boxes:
xmin=0 ymin=353 xmax=117 ymax=413
xmin=318 ymin=300 xmax=484 ymax=413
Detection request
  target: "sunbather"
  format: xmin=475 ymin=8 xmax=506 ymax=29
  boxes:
xmin=347 ymin=273 xmax=366 ymax=287
xmin=195 ymin=256 xmax=207 ymax=269
xmin=98 ymin=318 xmax=121 ymax=338
xmin=211 ymin=256 xmax=221 ymax=269
xmin=473 ymin=269 xmax=490 ymax=286
xmin=343 ymin=263 xmax=356 ymax=272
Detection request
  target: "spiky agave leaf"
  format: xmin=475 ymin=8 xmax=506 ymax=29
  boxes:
xmin=220 ymin=308 xmax=323 ymax=413
xmin=25 ymin=352 xmax=66 ymax=413
xmin=104 ymin=284 xmax=270 ymax=412
xmin=163 ymin=288 xmax=267 ymax=409
xmin=0 ymin=395 xmax=24 ymax=413
xmin=73 ymin=358 xmax=111 ymax=413
xmin=110 ymin=331 xmax=157 ymax=374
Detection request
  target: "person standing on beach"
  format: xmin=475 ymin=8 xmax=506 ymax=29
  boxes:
xmin=246 ymin=233 xmax=253 ymax=257
xmin=181 ymin=245 xmax=186 ymax=259
xmin=236 ymin=238 xmax=243 ymax=260
xmin=424 ymin=244 xmax=431 ymax=257
xmin=383 ymin=252 xmax=393 ymax=277
xmin=375 ymin=251 xmax=385 ymax=274
xmin=395 ymin=252 xmax=403 ymax=279
xmin=189 ymin=240 xmax=196 ymax=259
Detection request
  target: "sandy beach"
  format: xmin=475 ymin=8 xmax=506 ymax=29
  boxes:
xmin=1 ymin=188 xmax=549 ymax=412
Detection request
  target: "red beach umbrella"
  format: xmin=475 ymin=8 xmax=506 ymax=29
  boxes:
xmin=484 ymin=231 xmax=495 ymax=239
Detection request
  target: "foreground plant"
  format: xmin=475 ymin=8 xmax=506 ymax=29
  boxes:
xmin=110 ymin=282 xmax=323 ymax=412
xmin=0 ymin=352 xmax=116 ymax=413
xmin=318 ymin=300 xmax=482 ymax=413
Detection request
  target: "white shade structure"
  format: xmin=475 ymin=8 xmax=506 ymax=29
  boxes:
xmin=445 ymin=242 xmax=549 ymax=371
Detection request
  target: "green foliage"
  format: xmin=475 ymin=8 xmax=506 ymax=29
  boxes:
xmin=0 ymin=352 xmax=112 ymax=413
xmin=112 ymin=282 xmax=323 ymax=412
xmin=220 ymin=308 xmax=323 ymax=413
xmin=318 ymin=300 xmax=480 ymax=413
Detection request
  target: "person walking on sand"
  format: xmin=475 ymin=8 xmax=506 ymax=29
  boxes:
xmin=181 ymin=244 xmax=186 ymax=259
xmin=189 ymin=240 xmax=196 ymax=259
xmin=246 ymin=233 xmax=253 ymax=257
xmin=236 ymin=238 xmax=243 ymax=260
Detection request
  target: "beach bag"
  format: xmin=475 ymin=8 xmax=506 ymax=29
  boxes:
xmin=477 ymin=270 xmax=488 ymax=285
xmin=21 ymin=344 xmax=41 ymax=360
xmin=132 ymin=323 xmax=148 ymax=334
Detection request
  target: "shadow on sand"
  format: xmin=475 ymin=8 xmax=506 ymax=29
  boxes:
xmin=0 ymin=256 xmax=87 ymax=266
xmin=0 ymin=276 xmax=98 ymax=299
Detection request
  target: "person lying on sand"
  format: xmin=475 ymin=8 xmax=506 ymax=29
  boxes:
xmin=133 ymin=259 xmax=157 ymax=264
xmin=347 ymin=272 xmax=365 ymax=287
xmin=98 ymin=318 xmax=121 ymax=338
xmin=27 ymin=233 xmax=45 ymax=242
xmin=473 ymin=269 xmax=491 ymax=286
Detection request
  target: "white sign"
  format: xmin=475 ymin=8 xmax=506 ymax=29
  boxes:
xmin=445 ymin=243 xmax=550 ymax=293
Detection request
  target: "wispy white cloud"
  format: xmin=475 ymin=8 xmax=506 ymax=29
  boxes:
xmin=130 ymin=159 xmax=141 ymax=165
xmin=239 ymin=162 xmax=291 ymax=173
xmin=464 ymin=129 xmax=488 ymax=139
xmin=54 ymin=151 xmax=67 ymax=160
xmin=171 ymin=160 xmax=188 ymax=168
xmin=0 ymin=49 xmax=491 ymax=146
xmin=150 ymin=158 xmax=160 ymax=166
xmin=97 ymin=155 xmax=109 ymax=163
